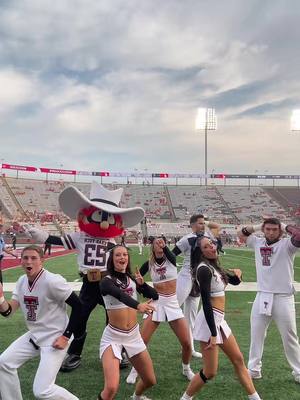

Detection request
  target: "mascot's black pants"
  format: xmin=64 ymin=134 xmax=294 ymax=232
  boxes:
xmin=68 ymin=275 xmax=108 ymax=356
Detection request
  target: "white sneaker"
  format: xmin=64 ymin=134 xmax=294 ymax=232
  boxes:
xmin=126 ymin=367 xmax=138 ymax=384
xmin=192 ymin=350 xmax=202 ymax=358
xmin=248 ymin=369 xmax=262 ymax=379
xmin=182 ymin=367 xmax=195 ymax=381
xmin=131 ymin=395 xmax=152 ymax=400
xmin=292 ymin=372 xmax=300 ymax=383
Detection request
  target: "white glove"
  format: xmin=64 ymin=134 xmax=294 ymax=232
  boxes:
xmin=22 ymin=224 xmax=49 ymax=243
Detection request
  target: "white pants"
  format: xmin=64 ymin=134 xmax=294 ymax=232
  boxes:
xmin=0 ymin=332 xmax=79 ymax=400
xmin=138 ymin=241 xmax=143 ymax=254
xmin=176 ymin=268 xmax=200 ymax=352
xmin=248 ymin=293 xmax=300 ymax=377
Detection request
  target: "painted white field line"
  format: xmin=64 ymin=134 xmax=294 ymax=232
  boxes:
xmin=3 ymin=281 xmax=300 ymax=293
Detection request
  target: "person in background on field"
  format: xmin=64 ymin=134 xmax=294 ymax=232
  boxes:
xmin=173 ymin=214 xmax=220 ymax=358
xmin=10 ymin=232 xmax=17 ymax=250
xmin=44 ymin=242 xmax=52 ymax=256
xmin=137 ymin=231 xmax=144 ymax=255
xmin=0 ymin=225 xmax=18 ymax=284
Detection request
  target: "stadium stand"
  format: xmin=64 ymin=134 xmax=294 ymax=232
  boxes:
xmin=217 ymin=186 xmax=290 ymax=224
xmin=0 ymin=177 xmax=298 ymax=241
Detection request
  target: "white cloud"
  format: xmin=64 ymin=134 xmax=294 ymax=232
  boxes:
xmin=0 ymin=69 xmax=38 ymax=113
xmin=0 ymin=0 xmax=300 ymax=177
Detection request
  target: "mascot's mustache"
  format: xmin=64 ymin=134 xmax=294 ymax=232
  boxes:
xmin=85 ymin=212 xmax=118 ymax=230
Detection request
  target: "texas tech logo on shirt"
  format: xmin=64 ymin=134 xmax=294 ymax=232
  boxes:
xmin=260 ymin=247 xmax=273 ymax=266
xmin=24 ymin=296 xmax=39 ymax=321
xmin=155 ymin=265 xmax=167 ymax=281
xmin=122 ymin=286 xmax=134 ymax=297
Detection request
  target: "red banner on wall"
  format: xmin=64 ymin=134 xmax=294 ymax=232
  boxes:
xmin=40 ymin=168 xmax=76 ymax=175
xmin=2 ymin=163 xmax=37 ymax=172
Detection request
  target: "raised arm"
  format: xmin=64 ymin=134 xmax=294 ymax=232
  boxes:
xmin=286 ymin=225 xmax=300 ymax=248
xmin=237 ymin=223 xmax=262 ymax=243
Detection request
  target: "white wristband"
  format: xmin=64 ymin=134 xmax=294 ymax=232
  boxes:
xmin=0 ymin=296 xmax=5 ymax=305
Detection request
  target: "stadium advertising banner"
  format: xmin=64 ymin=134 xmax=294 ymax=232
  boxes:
xmin=76 ymin=171 xmax=93 ymax=176
xmin=1 ymin=163 xmax=299 ymax=181
xmin=1 ymin=163 xmax=37 ymax=172
xmin=40 ymin=168 xmax=76 ymax=175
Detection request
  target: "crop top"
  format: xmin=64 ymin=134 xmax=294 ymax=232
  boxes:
xmin=139 ymin=247 xmax=177 ymax=284
xmin=194 ymin=262 xmax=241 ymax=336
xmin=100 ymin=272 xmax=158 ymax=310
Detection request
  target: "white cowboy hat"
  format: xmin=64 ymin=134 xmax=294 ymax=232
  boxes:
xmin=59 ymin=181 xmax=145 ymax=228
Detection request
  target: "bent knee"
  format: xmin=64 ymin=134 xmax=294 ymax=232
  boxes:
xmin=202 ymin=369 xmax=217 ymax=380
xmin=0 ymin=358 xmax=14 ymax=373
xmin=181 ymin=340 xmax=192 ymax=351
xmin=232 ymin=352 xmax=245 ymax=368
xmin=103 ymin=384 xmax=119 ymax=398
xmin=33 ymin=386 xmax=53 ymax=399
xmin=143 ymin=374 xmax=156 ymax=387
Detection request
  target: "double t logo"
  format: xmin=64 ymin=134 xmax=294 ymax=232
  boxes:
xmin=260 ymin=247 xmax=273 ymax=266
xmin=24 ymin=296 xmax=39 ymax=321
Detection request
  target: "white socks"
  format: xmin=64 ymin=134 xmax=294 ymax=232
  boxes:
xmin=180 ymin=392 xmax=193 ymax=400
xmin=248 ymin=392 xmax=261 ymax=400
xmin=182 ymin=363 xmax=195 ymax=381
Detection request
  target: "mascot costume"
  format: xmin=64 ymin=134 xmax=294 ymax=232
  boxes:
xmin=24 ymin=181 xmax=144 ymax=371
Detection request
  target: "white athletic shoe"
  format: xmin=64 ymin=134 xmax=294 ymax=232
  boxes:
xmin=192 ymin=350 xmax=202 ymax=358
xmin=292 ymin=372 xmax=300 ymax=383
xmin=130 ymin=395 xmax=152 ymax=400
xmin=248 ymin=369 xmax=262 ymax=379
xmin=126 ymin=367 xmax=138 ymax=384
xmin=182 ymin=367 xmax=195 ymax=381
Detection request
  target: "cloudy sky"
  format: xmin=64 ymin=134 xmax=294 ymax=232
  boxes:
xmin=1 ymin=0 xmax=300 ymax=179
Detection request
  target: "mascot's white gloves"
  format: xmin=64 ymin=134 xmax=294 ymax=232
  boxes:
xmin=22 ymin=224 xmax=49 ymax=243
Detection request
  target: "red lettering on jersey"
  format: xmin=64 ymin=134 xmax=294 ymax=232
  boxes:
xmin=122 ymin=287 xmax=134 ymax=297
xmin=260 ymin=247 xmax=273 ymax=266
xmin=24 ymin=296 xmax=39 ymax=321
xmin=155 ymin=266 xmax=167 ymax=281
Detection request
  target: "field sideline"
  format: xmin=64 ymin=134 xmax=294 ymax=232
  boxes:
xmin=1 ymin=247 xmax=300 ymax=399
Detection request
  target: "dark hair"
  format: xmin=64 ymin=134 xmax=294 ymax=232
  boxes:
xmin=21 ymin=245 xmax=44 ymax=259
xmin=190 ymin=214 xmax=204 ymax=225
xmin=262 ymin=217 xmax=281 ymax=228
xmin=149 ymin=236 xmax=167 ymax=265
xmin=191 ymin=237 xmax=228 ymax=284
xmin=106 ymin=245 xmax=133 ymax=278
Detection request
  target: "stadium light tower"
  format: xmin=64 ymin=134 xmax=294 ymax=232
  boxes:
xmin=195 ymin=108 xmax=217 ymax=185
xmin=291 ymin=109 xmax=300 ymax=132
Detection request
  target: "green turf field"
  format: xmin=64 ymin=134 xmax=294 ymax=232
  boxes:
xmin=1 ymin=247 xmax=300 ymax=399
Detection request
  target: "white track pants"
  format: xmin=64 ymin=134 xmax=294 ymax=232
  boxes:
xmin=176 ymin=268 xmax=200 ymax=352
xmin=138 ymin=242 xmax=143 ymax=255
xmin=248 ymin=293 xmax=300 ymax=376
xmin=0 ymin=332 xmax=79 ymax=400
